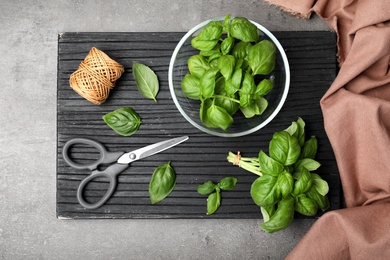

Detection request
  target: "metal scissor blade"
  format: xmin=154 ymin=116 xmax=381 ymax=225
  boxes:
xmin=117 ymin=136 xmax=189 ymax=164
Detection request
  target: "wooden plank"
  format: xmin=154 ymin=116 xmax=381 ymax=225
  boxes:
xmin=57 ymin=32 xmax=340 ymax=219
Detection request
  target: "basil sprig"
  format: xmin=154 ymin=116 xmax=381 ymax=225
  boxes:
xmin=227 ymin=118 xmax=330 ymax=233
xmin=102 ymin=107 xmax=142 ymax=136
xmin=197 ymin=177 xmax=238 ymax=215
xmin=181 ymin=14 xmax=277 ymax=130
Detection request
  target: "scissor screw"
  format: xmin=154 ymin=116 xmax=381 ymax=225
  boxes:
xmin=129 ymin=153 xmax=136 ymax=160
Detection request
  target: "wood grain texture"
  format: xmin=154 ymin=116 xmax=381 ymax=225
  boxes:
xmin=57 ymin=32 xmax=340 ymax=219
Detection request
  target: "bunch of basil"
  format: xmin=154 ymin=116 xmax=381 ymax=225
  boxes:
xmin=227 ymin=118 xmax=330 ymax=233
xmin=181 ymin=14 xmax=276 ymax=130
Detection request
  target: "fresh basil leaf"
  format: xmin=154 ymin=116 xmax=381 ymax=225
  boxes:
xmin=200 ymin=99 xmax=217 ymax=128
xmin=276 ymin=171 xmax=294 ymax=198
xmin=221 ymin=36 xmax=234 ymax=55
xmin=218 ymin=55 xmax=236 ymax=80
xmin=223 ymin=14 xmax=231 ymax=33
xmin=132 ymin=62 xmax=159 ymax=102
xmin=239 ymin=94 xmax=253 ymax=108
xmin=200 ymin=68 xmax=220 ymax=98
xmin=294 ymin=158 xmax=321 ymax=171
xmin=260 ymin=206 xmax=275 ymax=222
xmin=240 ymin=71 xmax=256 ymax=94
xmin=311 ymin=173 xmax=329 ymax=196
xmin=217 ymin=177 xmax=238 ymax=191
xmin=258 ymin=151 xmax=284 ymax=176
xmin=207 ymin=190 xmax=221 ymax=215
xmin=306 ymin=185 xmax=330 ymax=211
xmin=254 ymin=97 xmax=268 ymax=115
xmin=188 ymin=55 xmax=211 ymax=79
xmin=294 ymin=194 xmax=318 ymax=216
xmin=255 ymin=79 xmax=274 ymax=97
xmin=269 ymin=131 xmax=301 ymax=166
xmin=149 ymin=162 xmax=176 ymax=204
xmin=214 ymin=92 xmax=239 ymax=116
xmin=295 ymin=117 xmax=306 ymax=146
xmin=247 ymin=40 xmax=276 ymax=75
xmin=300 ymin=136 xmax=318 ymax=159
xmin=230 ymin=17 xmax=259 ymax=43
xmin=181 ymin=74 xmax=201 ymax=100
xmin=224 ymin=68 xmax=242 ymax=95
xmin=207 ymin=103 xmax=233 ymax=130
xmin=284 ymin=122 xmax=299 ymax=137
xmin=214 ymin=76 xmax=226 ymax=95
xmin=102 ymin=107 xmax=142 ymax=136
xmin=250 ymin=175 xmax=280 ymax=207
xmin=191 ymin=38 xmax=219 ymax=51
xmin=197 ymin=181 xmax=216 ymax=195
xmin=292 ymin=168 xmax=313 ymax=195
xmin=240 ymin=103 xmax=256 ymax=118
xmin=232 ymin=41 xmax=250 ymax=60
xmin=260 ymin=195 xmax=295 ymax=233
xmin=191 ymin=21 xmax=223 ymax=51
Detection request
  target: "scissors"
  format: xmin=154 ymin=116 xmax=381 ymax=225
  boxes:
xmin=62 ymin=136 xmax=189 ymax=209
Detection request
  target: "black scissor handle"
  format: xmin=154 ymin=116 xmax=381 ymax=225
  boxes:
xmin=62 ymin=138 xmax=124 ymax=170
xmin=76 ymin=163 xmax=129 ymax=209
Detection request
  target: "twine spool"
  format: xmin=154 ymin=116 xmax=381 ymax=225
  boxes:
xmin=69 ymin=47 xmax=124 ymax=105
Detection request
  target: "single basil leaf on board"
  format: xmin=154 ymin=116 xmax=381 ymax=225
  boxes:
xmin=149 ymin=162 xmax=176 ymax=204
xmin=181 ymin=74 xmax=201 ymax=100
xmin=260 ymin=195 xmax=295 ymax=233
xmin=102 ymin=107 xmax=142 ymax=136
xmin=207 ymin=190 xmax=221 ymax=215
xmin=197 ymin=181 xmax=216 ymax=195
xmin=269 ymin=131 xmax=301 ymax=166
xmin=229 ymin=17 xmax=259 ymax=43
xmin=132 ymin=62 xmax=159 ymax=102
xmin=217 ymin=176 xmax=238 ymax=191
xmin=247 ymin=40 xmax=276 ymax=75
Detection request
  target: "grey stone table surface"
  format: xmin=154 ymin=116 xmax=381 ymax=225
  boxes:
xmin=0 ymin=1 xmax=330 ymax=259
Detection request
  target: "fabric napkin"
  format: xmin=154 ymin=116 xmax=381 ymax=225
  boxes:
xmin=263 ymin=0 xmax=390 ymax=258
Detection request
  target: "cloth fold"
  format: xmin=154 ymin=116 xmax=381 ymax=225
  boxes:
xmin=263 ymin=0 xmax=390 ymax=258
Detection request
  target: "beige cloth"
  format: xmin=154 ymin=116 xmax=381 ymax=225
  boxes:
xmin=263 ymin=0 xmax=390 ymax=259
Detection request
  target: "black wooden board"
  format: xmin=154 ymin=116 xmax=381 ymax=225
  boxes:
xmin=57 ymin=32 xmax=340 ymax=219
